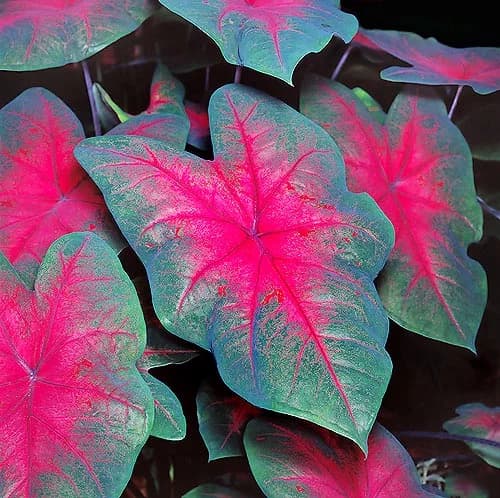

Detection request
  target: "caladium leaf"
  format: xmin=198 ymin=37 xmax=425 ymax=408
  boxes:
xmin=244 ymin=417 xmax=437 ymax=498
xmin=183 ymin=484 xmax=251 ymax=498
xmin=301 ymin=76 xmax=487 ymax=350
xmin=136 ymin=328 xmax=196 ymax=440
xmin=0 ymin=87 xmax=124 ymax=286
xmin=197 ymin=378 xmax=262 ymax=461
xmin=359 ymin=29 xmax=500 ymax=95
xmin=0 ymin=232 xmax=154 ymax=497
xmin=157 ymin=0 xmax=359 ymax=84
xmin=97 ymin=64 xmax=190 ymax=146
xmin=443 ymin=403 xmax=500 ymax=468
xmin=138 ymin=371 xmax=186 ymax=440
xmin=0 ymin=0 xmax=154 ymax=71
xmin=352 ymin=87 xmax=385 ymax=124
xmin=74 ymin=83 xmax=394 ymax=452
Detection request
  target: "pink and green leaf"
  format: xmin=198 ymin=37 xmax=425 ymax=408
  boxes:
xmin=157 ymin=0 xmax=358 ymax=84
xmin=104 ymin=64 xmax=190 ymax=146
xmin=74 ymin=83 xmax=394 ymax=452
xmin=196 ymin=378 xmax=262 ymax=461
xmin=0 ymin=87 xmax=125 ymax=286
xmin=0 ymin=0 xmax=154 ymax=71
xmin=359 ymin=29 xmax=500 ymax=95
xmin=244 ymin=418 xmax=437 ymax=497
xmin=0 ymin=232 xmax=154 ymax=497
xmin=301 ymin=76 xmax=487 ymax=350
xmin=443 ymin=403 xmax=500 ymax=468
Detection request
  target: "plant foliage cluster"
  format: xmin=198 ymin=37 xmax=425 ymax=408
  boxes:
xmin=0 ymin=1 xmax=498 ymax=497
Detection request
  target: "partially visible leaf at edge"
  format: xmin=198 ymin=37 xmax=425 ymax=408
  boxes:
xmin=158 ymin=0 xmax=358 ymax=84
xmin=443 ymin=403 xmax=500 ymax=468
xmin=196 ymin=378 xmax=262 ymax=461
xmin=0 ymin=87 xmax=125 ymax=286
xmin=0 ymin=0 xmax=154 ymax=71
xmin=244 ymin=417 xmax=437 ymax=498
xmin=74 ymin=83 xmax=394 ymax=453
xmin=0 ymin=232 xmax=153 ymax=497
xmin=360 ymin=29 xmax=500 ymax=95
xmin=301 ymin=76 xmax=487 ymax=350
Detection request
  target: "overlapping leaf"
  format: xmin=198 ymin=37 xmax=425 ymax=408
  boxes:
xmin=0 ymin=232 xmax=154 ymax=497
xmin=133 ymin=277 xmax=198 ymax=440
xmin=244 ymin=417 xmax=438 ymax=497
xmin=196 ymin=378 xmax=261 ymax=460
xmin=301 ymin=76 xmax=487 ymax=350
xmin=0 ymin=0 xmax=154 ymax=71
xmin=74 ymin=83 xmax=394 ymax=452
xmin=158 ymin=0 xmax=358 ymax=84
xmin=105 ymin=64 xmax=190 ymax=146
xmin=0 ymin=87 xmax=124 ymax=286
xmin=359 ymin=29 xmax=500 ymax=95
xmin=443 ymin=403 xmax=500 ymax=468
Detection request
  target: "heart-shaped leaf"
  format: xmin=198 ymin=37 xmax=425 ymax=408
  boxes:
xmin=0 ymin=232 xmax=153 ymax=497
xmin=74 ymin=83 xmax=394 ymax=452
xmin=443 ymin=403 xmax=500 ymax=468
xmin=196 ymin=378 xmax=262 ymax=461
xmin=244 ymin=417 xmax=438 ymax=498
xmin=359 ymin=29 xmax=500 ymax=95
xmin=157 ymin=0 xmax=358 ymax=84
xmin=301 ymin=76 xmax=487 ymax=350
xmin=0 ymin=87 xmax=124 ymax=286
xmin=0 ymin=0 xmax=154 ymax=71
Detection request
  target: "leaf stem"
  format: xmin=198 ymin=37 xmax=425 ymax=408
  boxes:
xmin=331 ymin=45 xmax=353 ymax=80
xmin=397 ymin=430 xmax=500 ymax=448
xmin=448 ymin=85 xmax=464 ymax=119
xmin=234 ymin=65 xmax=243 ymax=84
xmin=203 ymin=65 xmax=211 ymax=105
xmin=81 ymin=60 xmax=102 ymax=136
xmin=477 ymin=195 xmax=500 ymax=220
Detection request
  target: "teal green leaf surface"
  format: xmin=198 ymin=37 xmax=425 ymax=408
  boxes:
xmin=359 ymin=29 xmax=500 ymax=95
xmin=74 ymin=83 xmax=394 ymax=452
xmin=0 ymin=0 xmax=154 ymax=71
xmin=196 ymin=378 xmax=261 ymax=461
xmin=301 ymin=76 xmax=487 ymax=350
xmin=157 ymin=0 xmax=358 ymax=84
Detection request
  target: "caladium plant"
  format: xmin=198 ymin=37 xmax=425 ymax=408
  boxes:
xmin=0 ymin=1 xmax=497 ymax=496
